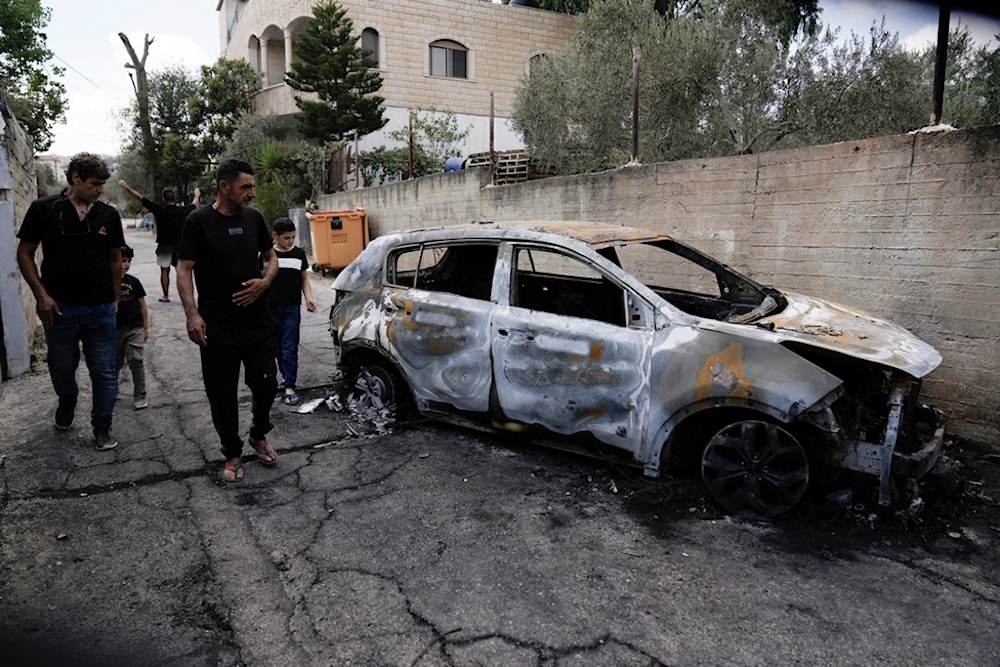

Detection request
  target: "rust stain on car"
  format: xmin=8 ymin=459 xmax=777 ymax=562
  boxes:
xmin=696 ymin=342 xmax=755 ymax=401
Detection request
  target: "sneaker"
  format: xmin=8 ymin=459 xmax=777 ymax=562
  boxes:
xmin=133 ymin=396 xmax=148 ymax=410
xmin=93 ymin=427 xmax=118 ymax=451
xmin=54 ymin=400 xmax=75 ymax=430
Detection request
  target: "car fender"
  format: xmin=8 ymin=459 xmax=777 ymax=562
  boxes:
xmin=639 ymin=325 xmax=844 ymax=476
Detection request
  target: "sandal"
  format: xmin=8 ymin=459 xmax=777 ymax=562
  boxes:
xmin=249 ymin=436 xmax=277 ymax=466
xmin=283 ymin=392 xmax=300 ymax=406
xmin=222 ymin=459 xmax=244 ymax=482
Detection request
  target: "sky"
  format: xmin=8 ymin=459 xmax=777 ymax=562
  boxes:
xmin=41 ymin=0 xmax=1000 ymax=157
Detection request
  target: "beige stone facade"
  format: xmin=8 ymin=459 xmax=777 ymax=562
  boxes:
xmin=217 ymin=0 xmax=576 ymax=154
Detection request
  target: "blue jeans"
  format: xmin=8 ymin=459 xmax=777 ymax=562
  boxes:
xmin=45 ymin=301 xmax=117 ymax=429
xmin=268 ymin=303 xmax=301 ymax=390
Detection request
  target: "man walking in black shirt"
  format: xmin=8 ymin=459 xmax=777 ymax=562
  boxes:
xmin=176 ymin=160 xmax=279 ymax=483
xmin=118 ymin=180 xmax=200 ymax=302
xmin=17 ymin=153 xmax=125 ymax=450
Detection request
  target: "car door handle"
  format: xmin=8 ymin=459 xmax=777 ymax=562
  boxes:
xmin=497 ymin=329 xmax=535 ymax=343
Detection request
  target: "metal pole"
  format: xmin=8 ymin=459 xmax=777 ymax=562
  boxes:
xmin=408 ymin=113 xmax=414 ymax=180
xmin=489 ymin=92 xmax=495 ymax=186
xmin=354 ymin=131 xmax=360 ymax=189
xmin=631 ymin=46 xmax=640 ymax=163
xmin=930 ymin=2 xmax=950 ymax=125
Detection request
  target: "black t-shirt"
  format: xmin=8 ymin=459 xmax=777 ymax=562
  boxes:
xmin=268 ymin=247 xmax=308 ymax=305
xmin=177 ymin=205 xmax=272 ymax=320
xmin=17 ymin=194 xmax=126 ymax=305
xmin=117 ymin=273 xmax=146 ymax=329
xmin=142 ymin=197 xmax=194 ymax=247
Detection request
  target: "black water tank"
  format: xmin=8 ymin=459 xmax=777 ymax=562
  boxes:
xmin=510 ymin=0 xmax=541 ymax=7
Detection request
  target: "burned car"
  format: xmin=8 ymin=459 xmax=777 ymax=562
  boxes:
xmin=330 ymin=222 xmax=945 ymax=518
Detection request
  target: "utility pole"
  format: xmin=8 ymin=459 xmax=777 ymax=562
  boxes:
xmin=930 ymin=2 xmax=951 ymax=125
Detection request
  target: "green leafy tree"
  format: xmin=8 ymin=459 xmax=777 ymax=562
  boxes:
xmin=513 ymin=0 xmax=718 ymax=173
xmin=919 ymin=25 xmax=1000 ymax=129
xmin=359 ymin=145 xmax=414 ymax=186
xmin=121 ymin=64 xmax=202 ymax=198
xmin=113 ymin=148 xmax=154 ymax=215
xmin=388 ymin=109 xmax=471 ymax=175
xmin=34 ymin=160 xmax=62 ymax=196
xmin=119 ymin=55 xmax=258 ymax=200
xmin=0 ymin=0 xmax=67 ymax=151
xmin=789 ymin=20 xmax=926 ymax=147
xmin=290 ymin=140 xmax=346 ymax=201
xmin=284 ymin=0 xmax=387 ymax=141
xmin=150 ymin=66 xmax=202 ymax=198
xmin=518 ymin=0 xmax=820 ymax=37
xmin=511 ymin=0 xmax=964 ymax=172
xmin=508 ymin=0 xmax=592 ymax=14
xmin=222 ymin=113 xmax=286 ymax=165
xmin=193 ymin=58 xmax=260 ymax=159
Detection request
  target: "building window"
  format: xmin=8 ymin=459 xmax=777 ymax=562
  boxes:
xmin=361 ymin=28 xmax=380 ymax=68
xmin=430 ymin=40 xmax=467 ymax=79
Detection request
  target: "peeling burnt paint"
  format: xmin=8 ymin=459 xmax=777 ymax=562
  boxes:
xmin=695 ymin=342 xmax=756 ymax=402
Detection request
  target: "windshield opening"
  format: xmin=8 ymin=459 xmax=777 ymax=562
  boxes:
xmin=610 ymin=240 xmax=784 ymax=322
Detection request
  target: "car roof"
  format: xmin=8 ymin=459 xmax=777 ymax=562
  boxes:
xmin=386 ymin=221 xmax=673 ymax=249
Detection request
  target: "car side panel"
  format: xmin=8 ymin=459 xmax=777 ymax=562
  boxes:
xmin=491 ymin=304 xmax=651 ymax=454
xmin=384 ymin=288 xmax=493 ymax=413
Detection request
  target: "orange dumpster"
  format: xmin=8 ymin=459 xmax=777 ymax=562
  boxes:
xmin=308 ymin=208 xmax=369 ymax=276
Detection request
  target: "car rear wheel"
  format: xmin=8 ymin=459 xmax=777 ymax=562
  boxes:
xmin=701 ymin=420 xmax=809 ymax=518
xmin=348 ymin=361 xmax=407 ymax=415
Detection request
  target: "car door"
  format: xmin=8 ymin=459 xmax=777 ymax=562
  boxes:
xmin=382 ymin=242 xmax=498 ymax=414
xmin=490 ymin=244 xmax=652 ymax=454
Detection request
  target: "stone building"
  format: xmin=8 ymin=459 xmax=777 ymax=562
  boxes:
xmin=216 ymin=0 xmax=576 ymax=163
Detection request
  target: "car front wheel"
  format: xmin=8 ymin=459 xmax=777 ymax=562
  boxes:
xmin=348 ymin=361 xmax=408 ymax=416
xmin=701 ymin=420 xmax=809 ymax=518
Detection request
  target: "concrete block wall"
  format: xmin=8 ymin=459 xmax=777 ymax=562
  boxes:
xmin=317 ymin=125 xmax=1000 ymax=447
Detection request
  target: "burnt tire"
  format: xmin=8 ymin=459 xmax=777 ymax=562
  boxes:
xmin=701 ymin=420 xmax=809 ymax=518
xmin=348 ymin=361 xmax=409 ymax=416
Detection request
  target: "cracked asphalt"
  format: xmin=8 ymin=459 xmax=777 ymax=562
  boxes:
xmin=2 ymin=230 xmax=999 ymax=666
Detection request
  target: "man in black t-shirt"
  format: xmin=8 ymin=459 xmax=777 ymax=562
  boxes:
xmin=17 ymin=153 xmax=125 ymax=451
xmin=118 ymin=179 xmax=201 ymax=303
xmin=176 ymin=159 xmax=279 ymax=483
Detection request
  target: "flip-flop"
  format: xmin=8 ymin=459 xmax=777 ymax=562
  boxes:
xmin=249 ymin=436 xmax=277 ymax=466
xmin=222 ymin=460 xmax=244 ymax=482
xmin=283 ymin=392 xmax=300 ymax=405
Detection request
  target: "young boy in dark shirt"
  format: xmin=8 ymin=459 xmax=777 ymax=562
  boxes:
xmin=267 ymin=218 xmax=316 ymax=405
xmin=116 ymin=245 xmax=149 ymax=410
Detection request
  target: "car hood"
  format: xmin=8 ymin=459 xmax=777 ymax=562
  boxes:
xmin=756 ymin=291 xmax=942 ymax=378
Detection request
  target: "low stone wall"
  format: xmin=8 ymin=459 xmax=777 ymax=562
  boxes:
xmin=318 ymin=125 xmax=1000 ymax=446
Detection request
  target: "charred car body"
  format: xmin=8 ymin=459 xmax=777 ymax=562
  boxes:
xmin=330 ymin=222 xmax=945 ymax=518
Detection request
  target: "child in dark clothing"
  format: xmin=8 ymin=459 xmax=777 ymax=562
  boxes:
xmin=116 ymin=245 xmax=149 ymax=409
xmin=267 ymin=218 xmax=316 ymax=405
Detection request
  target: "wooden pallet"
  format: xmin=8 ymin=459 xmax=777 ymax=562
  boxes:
xmin=466 ymin=150 xmax=533 ymax=184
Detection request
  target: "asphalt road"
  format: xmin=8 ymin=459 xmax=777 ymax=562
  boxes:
xmin=2 ymin=227 xmax=998 ymax=666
